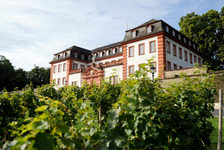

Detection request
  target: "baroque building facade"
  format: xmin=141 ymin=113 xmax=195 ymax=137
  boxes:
xmin=50 ymin=19 xmax=203 ymax=88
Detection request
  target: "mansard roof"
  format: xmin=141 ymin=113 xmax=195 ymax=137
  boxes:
xmin=125 ymin=19 xmax=159 ymax=32
xmin=92 ymin=41 xmax=122 ymax=52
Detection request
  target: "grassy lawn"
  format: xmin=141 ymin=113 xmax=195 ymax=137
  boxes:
xmin=208 ymin=117 xmax=224 ymax=150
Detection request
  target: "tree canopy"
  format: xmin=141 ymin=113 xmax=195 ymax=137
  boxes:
xmin=179 ymin=6 xmax=224 ymax=70
xmin=0 ymin=56 xmax=50 ymax=91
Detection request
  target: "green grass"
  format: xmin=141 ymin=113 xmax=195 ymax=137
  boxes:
xmin=208 ymin=117 xmax=224 ymax=150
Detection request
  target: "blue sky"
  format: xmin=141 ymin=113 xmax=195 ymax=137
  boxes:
xmin=0 ymin=0 xmax=223 ymax=70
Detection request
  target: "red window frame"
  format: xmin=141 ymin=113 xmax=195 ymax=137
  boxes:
xmin=149 ymin=41 xmax=156 ymax=53
xmin=62 ymin=77 xmax=66 ymax=85
xmin=198 ymin=58 xmax=201 ymax=65
xmin=129 ymin=65 xmax=134 ymax=75
xmin=184 ymin=50 xmax=188 ymax=62
xmin=166 ymin=41 xmax=170 ymax=53
xmin=138 ymin=43 xmax=145 ymax=55
xmin=173 ymin=44 xmax=177 ymax=56
xmin=194 ymin=55 xmax=197 ymax=63
xmin=53 ymin=65 xmax=57 ymax=73
xmin=190 ymin=53 xmax=193 ymax=64
xmin=179 ymin=47 xmax=182 ymax=59
xmin=63 ymin=63 xmax=66 ymax=71
xmin=57 ymin=78 xmax=61 ymax=85
xmin=173 ymin=64 xmax=177 ymax=70
xmin=58 ymin=64 xmax=62 ymax=72
xmin=129 ymin=46 xmax=134 ymax=57
xmin=167 ymin=61 xmax=171 ymax=71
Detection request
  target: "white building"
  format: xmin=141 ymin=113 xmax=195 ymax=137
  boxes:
xmin=50 ymin=19 xmax=203 ymax=88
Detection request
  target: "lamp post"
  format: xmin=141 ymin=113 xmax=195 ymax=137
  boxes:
xmin=151 ymin=66 xmax=156 ymax=80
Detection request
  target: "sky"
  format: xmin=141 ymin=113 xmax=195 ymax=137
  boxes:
xmin=0 ymin=0 xmax=223 ymax=71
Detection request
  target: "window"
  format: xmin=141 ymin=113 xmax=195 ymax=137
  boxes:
xmin=184 ymin=38 xmax=186 ymax=43
xmin=63 ymin=63 xmax=67 ymax=71
xmin=194 ymin=55 xmax=197 ymax=63
xmin=115 ymin=48 xmax=118 ymax=53
xmin=57 ymin=78 xmax=61 ymax=85
xmin=102 ymin=51 xmax=105 ymax=56
xmin=62 ymin=77 xmax=66 ymax=85
xmin=173 ymin=64 xmax=177 ymax=70
xmin=166 ymin=41 xmax=170 ymax=53
xmin=72 ymin=63 xmax=78 ymax=70
xmin=129 ymin=46 xmax=134 ymax=57
xmin=53 ymin=65 xmax=57 ymax=73
xmin=81 ymin=65 xmax=85 ymax=68
xmin=147 ymin=26 xmax=152 ymax=33
xmin=179 ymin=66 xmax=183 ymax=69
xmin=198 ymin=58 xmax=201 ymax=65
xmin=58 ymin=54 xmax=60 ymax=59
xmin=189 ymin=41 xmax=191 ymax=46
xmin=178 ymin=34 xmax=181 ymax=40
xmin=129 ymin=65 xmax=134 ymax=75
xmin=58 ymin=64 xmax=62 ymax=72
xmin=150 ymin=41 xmax=156 ymax=53
xmin=108 ymin=50 xmax=112 ymax=55
xmin=172 ymin=30 xmax=175 ymax=36
xmin=132 ymin=30 xmax=138 ymax=37
xmin=173 ymin=44 xmax=176 ymax=56
xmin=184 ymin=50 xmax=188 ymax=62
xmin=190 ymin=53 xmax=193 ymax=64
xmin=166 ymin=26 xmax=169 ymax=32
xmin=74 ymin=52 xmax=78 ymax=58
xmin=81 ymin=54 xmax=85 ymax=60
xmin=167 ymin=61 xmax=171 ymax=71
xmin=110 ymin=76 xmax=118 ymax=84
xmin=179 ymin=47 xmax=182 ymax=59
xmin=72 ymin=81 xmax=77 ymax=86
xmin=139 ymin=43 xmax=145 ymax=55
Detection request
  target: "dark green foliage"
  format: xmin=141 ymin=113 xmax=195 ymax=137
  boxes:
xmin=179 ymin=6 xmax=224 ymax=70
xmin=0 ymin=63 xmax=216 ymax=150
xmin=0 ymin=56 xmax=50 ymax=91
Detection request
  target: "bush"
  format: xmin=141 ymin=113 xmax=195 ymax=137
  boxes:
xmin=1 ymin=64 xmax=216 ymax=150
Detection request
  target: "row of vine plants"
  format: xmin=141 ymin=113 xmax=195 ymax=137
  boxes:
xmin=0 ymin=63 xmax=216 ymax=149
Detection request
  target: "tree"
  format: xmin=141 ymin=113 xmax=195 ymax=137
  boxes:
xmin=0 ymin=56 xmax=16 ymax=91
xmin=179 ymin=6 xmax=224 ymax=70
xmin=28 ymin=66 xmax=50 ymax=88
xmin=15 ymin=68 xmax=28 ymax=90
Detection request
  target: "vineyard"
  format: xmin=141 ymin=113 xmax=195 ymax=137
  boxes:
xmin=0 ymin=64 xmax=216 ymax=150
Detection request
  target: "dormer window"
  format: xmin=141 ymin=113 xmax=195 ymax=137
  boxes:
xmin=147 ymin=26 xmax=152 ymax=33
xmin=65 ymin=52 xmax=67 ymax=57
xmin=74 ymin=52 xmax=78 ymax=58
xmin=193 ymin=44 xmax=195 ymax=49
xmin=189 ymin=41 xmax=191 ymax=46
xmin=81 ymin=54 xmax=84 ymax=60
xmin=178 ymin=34 xmax=181 ymax=40
xmin=58 ymin=54 xmax=60 ymax=59
xmin=96 ymin=53 xmax=99 ymax=58
xmin=166 ymin=26 xmax=169 ymax=32
xmin=172 ymin=30 xmax=175 ymax=36
xmin=132 ymin=30 xmax=139 ymax=38
xmin=108 ymin=50 xmax=111 ymax=55
xmin=88 ymin=55 xmax=92 ymax=60
xmin=115 ymin=48 xmax=118 ymax=53
xmin=102 ymin=51 xmax=105 ymax=56
xmin=184 ymin=38 xmax=186 ymax=43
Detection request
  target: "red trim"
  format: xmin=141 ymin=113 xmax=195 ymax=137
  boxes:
xmin=166 ymin=41 xmax=170 ymax=54
xmin=190 ymin=53 xmax=193 ymax=64
xmin=158 ymin=33 xmax=166 ymax=79
xmin=167 ymin=61 xmax=171 ymax=71
xmin=138 ymin=43 xmax=145 ymax=55
xmin=63 ymin=63 xmax=66 ymax=71
xmin=129 ymin=46 xmax=134 ymax=57
xmin=149 ymin=40 xmax=156 ymax=53
xmin=184 ymin=50 xmax=188 ymax=62
xmin=122 ymin=45 xmax=127 ymax=80
xmin=173 ymin=44 xmax=176 ymax=56
xmin=179 ymin=47 xmax=182 ymax=59
xmin=173 ymin=63 xmax=177 ymax=70
xmin=58 ymin=64 xmax=62 ymax=72
xmin=128 ymin=65 xmax=134 ymax=75
xmin=66 ymin=59 xmax=73 ymax=85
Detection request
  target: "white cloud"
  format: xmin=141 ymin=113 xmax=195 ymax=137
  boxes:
xmin=0 ymin=0 xmax=220 ymax=70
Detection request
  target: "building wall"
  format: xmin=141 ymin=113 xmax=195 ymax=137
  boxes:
xmin=104 ymin=65 xmax=123 ymax=81
xmin=126 ymin=36 xmax=159 ymax=79
xmin=69 ymin=73 xmax=82 ymax=86
xmin=52 ymin=60 xmax=67 ymax=88
xmin=165 ymin=36 xmax=203 ymax=70
xmin=95 ymin=56 xmax=123 ymax=64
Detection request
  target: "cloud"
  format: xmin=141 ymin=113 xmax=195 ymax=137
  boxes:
xmin=0 ymin=0 xmax=221 ymax=71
